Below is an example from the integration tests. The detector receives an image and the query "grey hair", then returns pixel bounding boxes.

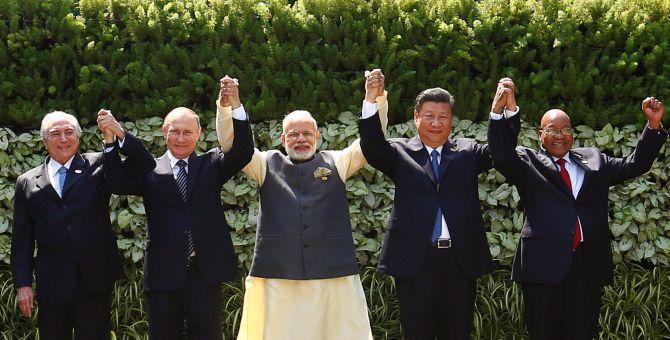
[40,111,83,141]
[282,110,318,132]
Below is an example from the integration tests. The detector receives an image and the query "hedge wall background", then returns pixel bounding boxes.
[2,0,670,129]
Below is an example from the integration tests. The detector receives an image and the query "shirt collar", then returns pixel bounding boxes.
[48,155,74,177]
[424,145,444,156]
[551,153,573,165]
[166,150,188,169]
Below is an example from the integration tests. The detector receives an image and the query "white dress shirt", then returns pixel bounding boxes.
[424,145,452,240]
[551,153,585,242]
[166,150,189,178]
[48,156,74,198]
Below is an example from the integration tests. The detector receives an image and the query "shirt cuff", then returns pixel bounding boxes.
[505,106,520,117]
[361,100,379,119]
[103,138,124,153]
[231,105,248,121]
[489,106,520,120]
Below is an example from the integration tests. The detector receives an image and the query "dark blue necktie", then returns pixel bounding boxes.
[57,166,67,197]
[431,150,442,242]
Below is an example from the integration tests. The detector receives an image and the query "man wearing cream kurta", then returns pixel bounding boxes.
[216,71,388,340]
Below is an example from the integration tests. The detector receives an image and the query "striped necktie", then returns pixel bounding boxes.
[176,160,196,259]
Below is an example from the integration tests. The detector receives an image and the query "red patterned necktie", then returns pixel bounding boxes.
[556,159,581,250]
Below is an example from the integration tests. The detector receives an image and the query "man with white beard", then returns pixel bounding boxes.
[216,71,388,340]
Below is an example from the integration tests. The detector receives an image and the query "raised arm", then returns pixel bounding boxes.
[487,78,525,183]
[358,69,399,178]
[98,109,154,195]
[333,69,389,181]
[606,97,668,185]
[212,76,255,182]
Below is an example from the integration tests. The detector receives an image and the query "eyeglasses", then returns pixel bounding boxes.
[542,127,574,136]
[285,130,316,140]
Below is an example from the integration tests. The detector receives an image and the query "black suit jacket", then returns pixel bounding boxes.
[359,112,505,279]
[11,133,155,305]
[488,114,668,286]
[105,118,253,291]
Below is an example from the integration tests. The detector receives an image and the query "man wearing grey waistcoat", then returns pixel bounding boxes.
[216,71,388,340]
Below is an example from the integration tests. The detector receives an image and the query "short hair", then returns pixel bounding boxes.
[40,111,82,141]
[163,107,201,128]
[414,87,455,112]
[282,110,318,132]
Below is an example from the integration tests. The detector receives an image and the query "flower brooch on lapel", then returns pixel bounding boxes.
[313,166,332,181]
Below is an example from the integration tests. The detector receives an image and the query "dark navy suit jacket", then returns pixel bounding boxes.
[104,118,253,291]
[488,114,667,286]
[11,132,155,304]
[359,112,511,279]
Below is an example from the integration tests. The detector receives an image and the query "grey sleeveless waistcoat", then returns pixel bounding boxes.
[249,150,359,279]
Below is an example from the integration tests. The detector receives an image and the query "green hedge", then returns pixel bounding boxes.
[0,112,668,268]
[2,0,670,128]
[2,264,669,339]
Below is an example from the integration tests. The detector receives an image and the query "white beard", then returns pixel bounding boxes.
[287,145,316,161]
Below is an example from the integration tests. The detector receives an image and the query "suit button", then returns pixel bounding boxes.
[66,226,72,231]
[62,205,67,210]
[303,224,309,230]
[570,230,575,235]
[302,206,308,210]
[300,171,305,177]
[304,243,309,248]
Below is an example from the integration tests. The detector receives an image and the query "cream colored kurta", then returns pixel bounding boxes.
[216,95,388,340]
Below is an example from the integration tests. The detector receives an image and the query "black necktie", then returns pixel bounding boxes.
[176,160,196,258]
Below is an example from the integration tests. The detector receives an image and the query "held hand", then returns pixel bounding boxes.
[96,109,125,142]
[17,286,34,317]
[491,82,509,114]
[498,77,517,111]
[365,69,385,103]
[219,75,241,109]
[642,97,664,129]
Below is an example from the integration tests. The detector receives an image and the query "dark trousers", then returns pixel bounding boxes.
[38,288,112,340]
[146,263,223,340]
[522,249,603,340]
[395,247,476,340]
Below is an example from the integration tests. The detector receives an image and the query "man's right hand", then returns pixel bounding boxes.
[492,77,516,113]
[365,69,385,103]
[219,75,241,109]
[17,286,34,317]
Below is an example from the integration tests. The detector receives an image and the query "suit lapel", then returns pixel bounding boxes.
[408,137,436,184]
[61,154,87,197]
[571,151,594,198]
[184,153,201,201]
[155,154,182,200]
[438,141,457,181]
[34,159,60,202]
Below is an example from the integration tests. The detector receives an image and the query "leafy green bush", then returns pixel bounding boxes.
[2,0,670,128]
